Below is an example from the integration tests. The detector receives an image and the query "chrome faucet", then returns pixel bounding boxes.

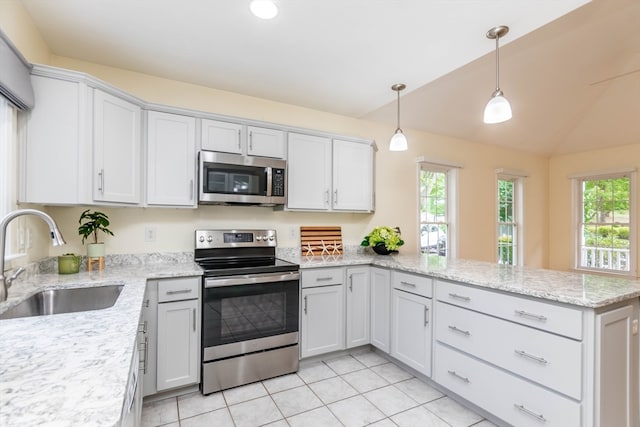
[0,209,66,302]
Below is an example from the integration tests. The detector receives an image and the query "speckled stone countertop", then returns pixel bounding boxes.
[279,249,640,308]
[0,253,202,427]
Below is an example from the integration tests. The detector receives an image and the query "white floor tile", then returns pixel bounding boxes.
[364,385,419,417]
[324,354,366,374]
[228,395,284,427]
[180,407,235,427]
[328,394,386,427]
[223,382,268,406]
[177,390,226,419]
[369,418,399,426]
[264,420,291,427]
[271,385,323,417]
[262,373,305,394]
[371,363,413,383]
[287,406,343,427]
[141,397,178,427]
[391,406,450,427]
[308,376,359,404]
[394,378,444,404]
[471,420,498,427]
[351,349,389,367]
[297,361,337,384]
[424,397,484,427]
[342,368,389,393]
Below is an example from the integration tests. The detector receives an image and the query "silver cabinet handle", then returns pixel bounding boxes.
[448,325,471,336]
[193,308,196,332]
[515,349,548,365]
[304,295,308,314]
[189,179,194,201]
[316,277,333,282]
[98,169,105,193]
[447,370,470,383]
[138,321,147,334]
[144,298,150,308]
[514,310,548,322]
[424,307,429,326]
[166,289,193,295]
[514,404,547,422]
[249,131,253,151]
[139,336,148,374]
[333,189,338,205]
[349,275,353,292]
[237,129,241,151]
[325,190,330,206]
[448,293,471,302]
[400,281,416,288]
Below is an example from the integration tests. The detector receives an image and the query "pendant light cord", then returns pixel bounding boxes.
[495,36,500,92]
[396,89,401,130]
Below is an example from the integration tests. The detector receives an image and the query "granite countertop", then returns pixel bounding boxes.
[0,258,203,427]
[282,250,640,308]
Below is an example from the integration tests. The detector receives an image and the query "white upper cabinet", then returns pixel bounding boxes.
[93,89,141,204]
[201,119,284,158]
[146,111,196,207]
[287,132,374,212]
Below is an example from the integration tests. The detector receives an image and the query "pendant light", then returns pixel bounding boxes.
[389,83,408,151]
[483,25,512,124]
[250,0,278,19]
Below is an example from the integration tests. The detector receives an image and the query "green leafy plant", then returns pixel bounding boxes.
[78,209,114,245]
[361,226,404,251]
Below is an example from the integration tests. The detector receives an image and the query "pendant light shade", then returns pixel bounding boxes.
[390,83,408,151]
[483,26,512,124]
[250,0,278,19]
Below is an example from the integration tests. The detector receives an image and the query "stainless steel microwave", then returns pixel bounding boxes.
[198,151,286,206]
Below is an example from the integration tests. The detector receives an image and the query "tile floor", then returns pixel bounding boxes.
[141,349,497,427]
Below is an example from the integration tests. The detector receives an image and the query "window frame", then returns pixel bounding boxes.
[0,97,22,262]
[496,170,525,266]
[572,169,636,276]
[417,160,459,258]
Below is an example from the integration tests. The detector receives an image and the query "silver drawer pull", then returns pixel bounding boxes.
[166,289,193,295]
[447,370,470,383]
[448,293,471,301]
[515,350,548,365]
[316,277,333,281]
[514,404,547,422]
[137,321,147,334]
[448,325,471,336]
[514,310,548,322]
[400,281,416,287]
[424,307,429,326]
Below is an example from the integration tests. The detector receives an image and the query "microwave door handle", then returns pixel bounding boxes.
[266,167,273,197]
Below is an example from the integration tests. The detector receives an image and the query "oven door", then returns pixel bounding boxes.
[202,271,299,360]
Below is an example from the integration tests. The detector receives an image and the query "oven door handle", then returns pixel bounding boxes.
[205,271,300,288]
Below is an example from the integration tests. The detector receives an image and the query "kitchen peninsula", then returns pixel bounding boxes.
[1,251,639,426]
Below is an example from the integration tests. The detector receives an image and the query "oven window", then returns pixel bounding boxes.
[202,280,299,348]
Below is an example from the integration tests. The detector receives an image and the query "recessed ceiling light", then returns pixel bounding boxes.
[250,0,278,19]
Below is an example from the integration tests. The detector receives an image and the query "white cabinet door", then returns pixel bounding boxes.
[146,111,196,206]
[595,303,638,427]
[93,89,141,204]
[21,75,92,205]
[287,132,332,210]
[301,284,345,358]
[140,281,158,397]
[332,139,373,211]
[346,267,370,348]
[391,289,432,376]
[370,267,391,353]
[247,126,284,158]
[157,298,200,391]
[201,119,242,154]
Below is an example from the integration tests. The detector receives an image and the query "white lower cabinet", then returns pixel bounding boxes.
[346,267,370,348]
[140,282,158,397]
[300,283,345,358]
[391,288,432,376]
[370,267,391,353]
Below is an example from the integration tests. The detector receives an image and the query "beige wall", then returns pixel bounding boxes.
[1,0,550,268]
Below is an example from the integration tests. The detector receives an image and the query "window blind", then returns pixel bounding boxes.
[0,29,34,110]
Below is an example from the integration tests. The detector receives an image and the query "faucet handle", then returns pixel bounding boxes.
[6,266,25,288]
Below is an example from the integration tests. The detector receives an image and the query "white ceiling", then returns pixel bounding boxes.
[20,0,639,156]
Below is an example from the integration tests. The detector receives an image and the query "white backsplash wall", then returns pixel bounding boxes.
[44,205,375,257]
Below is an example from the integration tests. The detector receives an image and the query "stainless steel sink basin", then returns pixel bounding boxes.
[0,284,124,319]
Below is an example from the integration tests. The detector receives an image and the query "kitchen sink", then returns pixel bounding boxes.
[0,284,124,320]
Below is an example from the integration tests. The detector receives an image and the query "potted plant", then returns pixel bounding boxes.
[78,209,114,258]
[361,226,404,255]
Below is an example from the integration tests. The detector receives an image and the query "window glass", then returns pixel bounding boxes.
[419,165,451,256]
[497,178,517,265]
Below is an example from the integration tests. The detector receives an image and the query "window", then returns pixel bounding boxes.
[419,162,458,257]
[496,171,525,265]
[575,172,635,275]
[0,97,19,257]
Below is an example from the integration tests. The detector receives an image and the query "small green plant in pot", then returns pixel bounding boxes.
[78,209,114,258]
[361,226,404,255]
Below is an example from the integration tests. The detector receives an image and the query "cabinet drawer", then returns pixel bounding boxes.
[435,280,583,339]
[434,343,581,427]
[158,277,200,302]
[392,271,432,298]
[301,268,344,288]
[435,301,582,399]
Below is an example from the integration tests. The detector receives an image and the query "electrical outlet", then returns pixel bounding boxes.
[289,227,296,239]
[144,227,156,242]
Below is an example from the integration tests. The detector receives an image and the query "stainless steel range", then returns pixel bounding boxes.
[195,229,300,395]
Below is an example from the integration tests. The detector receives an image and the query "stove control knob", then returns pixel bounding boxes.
[206,235,213,242]
[199,235,205,242]
[256,235,263,241]
[268,236,275,241]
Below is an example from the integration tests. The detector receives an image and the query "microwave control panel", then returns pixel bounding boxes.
[272,169,285,197]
